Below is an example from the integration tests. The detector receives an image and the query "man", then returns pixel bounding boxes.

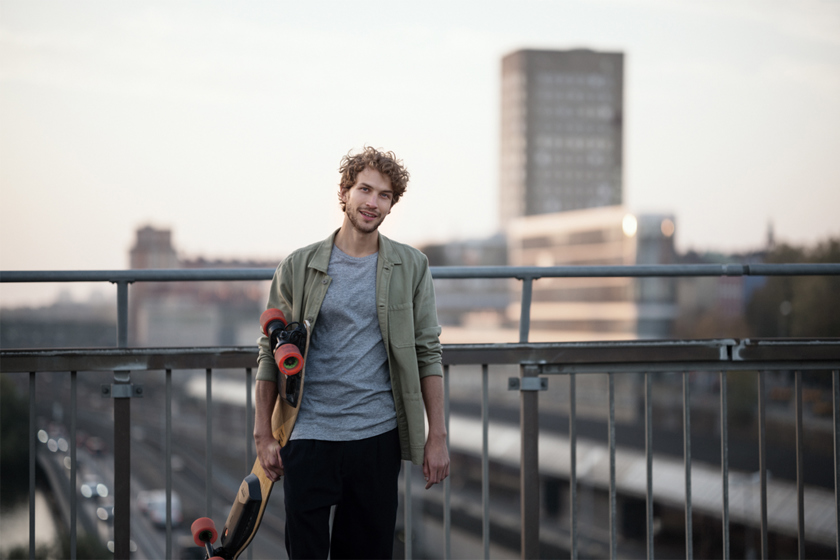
[254,147,449,559]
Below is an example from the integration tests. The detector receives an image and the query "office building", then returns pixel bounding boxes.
[507,207,677,340]
[500,49,624,225]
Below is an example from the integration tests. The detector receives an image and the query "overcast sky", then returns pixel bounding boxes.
[1,0,839,306]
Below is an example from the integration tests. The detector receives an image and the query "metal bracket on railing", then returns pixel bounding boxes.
[101,384,144,398]
[508,377,548,391]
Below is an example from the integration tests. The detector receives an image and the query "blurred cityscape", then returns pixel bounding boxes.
[4,49,836,350]
[2,48,839,559]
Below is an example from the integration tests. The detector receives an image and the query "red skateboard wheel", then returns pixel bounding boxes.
[274,343,303,376]
[191,517,218,547]
[260,308,287,334]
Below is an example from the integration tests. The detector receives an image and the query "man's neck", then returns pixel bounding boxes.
[334,222,380,258]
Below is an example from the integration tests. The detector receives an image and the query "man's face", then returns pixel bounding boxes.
[341,167,393,234]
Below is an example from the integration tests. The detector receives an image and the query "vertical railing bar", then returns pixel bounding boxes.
[166,369,173,560]
[645,372,654,560]
[70,370,77,560]
[29,371,36,560]
[609,372,616,560]
[796,370,805,559]
[445,364,452,560]
[519,277,533,343]
[246,367,253,560]
[758,371,768,560]
[405,461,412,560]
[721,370,730,560]
[246,368,254,469]
[683,371,693,560]
[481,364,489,560]
[206,368,213,517]
[114,280,131,560]
[520,364,540,559]
[113,384,131,560]
[833,369,839,560]
[570,372,578,560]
[116,280,129,348]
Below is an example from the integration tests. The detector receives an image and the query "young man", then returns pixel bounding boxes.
[254,147,449,559]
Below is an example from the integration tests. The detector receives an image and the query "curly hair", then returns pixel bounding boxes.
[337,147,410,211]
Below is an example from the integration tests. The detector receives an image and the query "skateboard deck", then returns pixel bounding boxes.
[192,316,310,560]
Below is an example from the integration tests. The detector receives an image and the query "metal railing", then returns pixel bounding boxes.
[3,263,840,559]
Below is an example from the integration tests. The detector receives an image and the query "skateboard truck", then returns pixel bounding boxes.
[191,516,225,560]
[260,308,307,407]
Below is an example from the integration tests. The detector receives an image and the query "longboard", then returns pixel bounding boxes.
[192,312,310,560]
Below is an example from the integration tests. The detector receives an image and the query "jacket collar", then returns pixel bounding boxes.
[308,229,402,273]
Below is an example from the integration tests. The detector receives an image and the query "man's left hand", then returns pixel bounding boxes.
[423,434,450,489]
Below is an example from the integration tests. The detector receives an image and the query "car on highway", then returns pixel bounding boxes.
[137,489,183,529]
[81,474,109,499]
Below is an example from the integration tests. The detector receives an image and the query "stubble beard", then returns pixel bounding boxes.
[346,205,385,234]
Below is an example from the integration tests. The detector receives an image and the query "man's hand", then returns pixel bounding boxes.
[255,433,284,482]
[254,379,283,482]
[423,433,450,489]
[420,375,450,489]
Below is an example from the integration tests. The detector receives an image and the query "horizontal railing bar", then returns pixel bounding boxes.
[0,269,275,283]
[535,361,840,373]
[2,263,840,284]
[0,347,257,372]
[432,263,840,279]
[2,342,839,374]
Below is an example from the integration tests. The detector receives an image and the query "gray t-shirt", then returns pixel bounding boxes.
[290,246,398,441]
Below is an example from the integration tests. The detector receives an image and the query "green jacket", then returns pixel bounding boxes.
[257,230,443,465]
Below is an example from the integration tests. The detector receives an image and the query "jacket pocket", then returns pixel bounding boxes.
[389,302,415,348]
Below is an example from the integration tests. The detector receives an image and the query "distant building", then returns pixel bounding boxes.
[500,48,624,225]
[419,235,509,329]
[130,226,179,269]
[507,206,677,340]
[127,226,276,347]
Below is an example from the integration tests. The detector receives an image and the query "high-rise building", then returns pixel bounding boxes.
[500,49,624,225]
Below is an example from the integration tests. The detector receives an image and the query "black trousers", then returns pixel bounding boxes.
[279,428,402,559]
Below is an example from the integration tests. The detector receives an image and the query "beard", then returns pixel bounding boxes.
[346,205,386,234]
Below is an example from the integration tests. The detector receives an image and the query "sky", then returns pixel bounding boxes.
[1,0,839,306]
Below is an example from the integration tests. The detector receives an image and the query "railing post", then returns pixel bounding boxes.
[758,371,768,560]
[519,277,534,344]
[116,280,129,348]
[520,364,540,559]
[683,371,693,560]
[29,371,36,560]
[796,371,805,560]
[113,279,131,559]
[720,371,730,560]
[70,371,78,560]
[833,370,840,560]
[113,370,131,559]
[481,364,489,560]
[445,364,452,560]
[570,372,578,560]
[645,372,654,560]
[206,368,213,517]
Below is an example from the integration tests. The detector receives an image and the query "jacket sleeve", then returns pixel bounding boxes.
[256,260,294,382]
[413,254,443,379]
